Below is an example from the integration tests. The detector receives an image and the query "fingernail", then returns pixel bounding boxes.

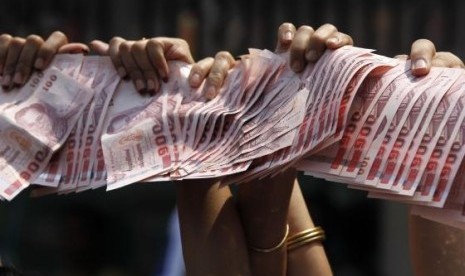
[13,72,23,85]
[190,73,201,87]
[147,79,156,91]
[34,58,44,69]
[306,50,318,62]
[117,67,127,78]
[413,58,427,70]
[283,31,293,41]
[205,86,216,99]
[135,79,145,91]
[327,37,340,45]
[291,60,302,72]
[2,75,11,87]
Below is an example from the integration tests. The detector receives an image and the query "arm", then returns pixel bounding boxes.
[239,23,352,276]
[403,39,465,276]
[176,179,251,276]
[92,35,251,275]
[409,213,465,276]
[180,22,352,276]
[287,178,332,276]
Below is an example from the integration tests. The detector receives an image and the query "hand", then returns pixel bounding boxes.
[188,51,236,100]
[188,23,354,100]
[396,39,464,76]
[275,23,353,73]
[90,37,194,95]
[0,31,89,89]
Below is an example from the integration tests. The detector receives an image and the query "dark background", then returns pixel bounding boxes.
[0,0,462,275]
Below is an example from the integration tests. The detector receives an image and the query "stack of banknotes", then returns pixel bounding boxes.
[0,46,463,228]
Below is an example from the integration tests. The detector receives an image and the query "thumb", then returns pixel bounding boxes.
[89,40,110,56]
[58,43,90,54]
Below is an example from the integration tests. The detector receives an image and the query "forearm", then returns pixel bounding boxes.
[409,213,465,276]
[287,180,332,276]
[176,179,251,276]
[237,169,296,276]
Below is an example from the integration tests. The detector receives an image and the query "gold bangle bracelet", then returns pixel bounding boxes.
[287,230,325,245]
[287,233,325,251]
[287,226,324,243]
[249,224,290,253]
[287,226,325,251]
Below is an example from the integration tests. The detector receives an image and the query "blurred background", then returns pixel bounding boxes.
[0,0,462,275]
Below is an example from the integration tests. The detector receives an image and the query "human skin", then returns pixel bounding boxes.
[173,23,351,276]
[0,31,88,89]
[3,25,465,276]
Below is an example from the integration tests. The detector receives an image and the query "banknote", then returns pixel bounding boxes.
[2,48,465,230]
[0,67,93,199]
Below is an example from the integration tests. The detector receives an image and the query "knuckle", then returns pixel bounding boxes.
[415,38,432,45]
[347,35,354,45]
[297,25,314,33]
[215,51,233,61]
[0,34,12,43]
[110,36,121,44]
[26,34,44,47]
[279,22,294,31]
[321,23,338,32]
[413,39,435,52]
[132,41,146,52]
[207,72,223,86]
[193,57,214,72]
[119,41,132,52]
[109,36,125,49]
[39,45,55,57]
[51,31,67,40]
[147,38,162,49]
[190,64,203,74]
[10,37,25,47]
[175,38,189,48]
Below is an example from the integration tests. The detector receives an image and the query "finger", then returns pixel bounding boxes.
[2,37,25,88]
[132,40,160,94]
[204,51,235,99]
[89,40,110,56]
[120,41,147,93]
[147,37,195,81]
[34,31,68,70]
[0,34,12,75]
[188,57,214,88]
[146,38,170,81]
[325,32,353,49]
[410,39,436,76]
[394,54,409,61]
[306,23,338,62]
[108,37,127,77]
[432,52,465,68]
[14,35,44,86]
[157,38,195,64]
[275,23,296,54]
[289,25,314,73]
[58,43,90,54]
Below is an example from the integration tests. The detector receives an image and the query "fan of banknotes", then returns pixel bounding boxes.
[0,46,463,228]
